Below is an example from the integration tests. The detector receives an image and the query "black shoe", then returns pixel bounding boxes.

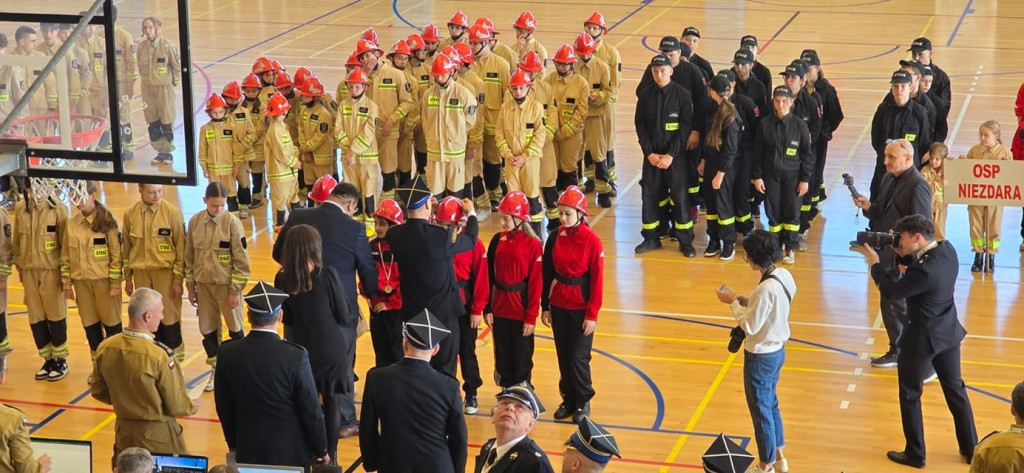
[553,403,574,420]
[655,226,669,240]
[971,252,984,273]
[679,242,697,258]
[464,395,479,415]
[607,182,617,198]
[597,193,612,208]
[35,359,54,380]
[48,358,69,381]
[870,351,898,368]
[666,228,678,241]
[583,180,596,194]
[886,450,925,468]
[571,402,591,424]
[704,241,721,257]
[720,243,735,261]
[986,254,994,273]
[961,450,973,465]
[634,238,662,254]
[490,200,500,212]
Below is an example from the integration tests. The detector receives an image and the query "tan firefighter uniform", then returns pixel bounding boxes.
[921,164,947,241]
[13,199,70,360]
[122,198,186,360]
[0,63,27,121]
[265,119,300,215]
[298,98,338,185]
[38,39,84,114]
[136,34,180,154]
[459,68,486,197]
[0,209,12,353]
[335,94,380,206]
[966,142,1012,254]
[398,63,423,177]
[199,118,243,197]
[283,91,301,142]
[528,70,560,225]
[419,80,478,195]
[60,209,123,355]
[227,102,255,194]
[242,96,269,204]
[12,46,57,117]
[113,26,137,152]
[184,209,249,366]
[593,37,622,179]
[514,38,548,68]
[0,404,39,472]
[408,60,432,171]
[367,62,414,199]
[546,70,589,174]
[471,52,511,201]
[438,34,468,51]
[496,94,546,200]
[577,55,612,194]
[77,33,107,115]
[491,41,519,70]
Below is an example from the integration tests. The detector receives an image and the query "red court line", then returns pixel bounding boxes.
[467,442,703,469]
[0,398,221,424]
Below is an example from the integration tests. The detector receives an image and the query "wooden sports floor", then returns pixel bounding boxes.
[4,1,1024,472]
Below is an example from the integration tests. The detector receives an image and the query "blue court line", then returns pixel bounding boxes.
[391,0,417,29]
[203,0,365,68]
[947,0,976,47]
[606,0,655,33]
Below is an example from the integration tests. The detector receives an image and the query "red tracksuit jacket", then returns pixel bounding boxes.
[541,223,604,321]
[454,237,489,316]
[1013,82,1024,160]
[367,238,402,311]
[486,230,542,325]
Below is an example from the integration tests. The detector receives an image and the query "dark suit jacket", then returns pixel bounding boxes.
[871,240,966,354]
[214,331,327,469]
[866,166,932,233]
[359,357,467,473]
[473,437,555,473]
[273,202,377,316]
[385,216,478,322]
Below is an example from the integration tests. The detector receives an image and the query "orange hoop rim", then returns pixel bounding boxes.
[1,113,110,148]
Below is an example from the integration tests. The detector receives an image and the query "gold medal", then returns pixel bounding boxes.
[385,284,393,293]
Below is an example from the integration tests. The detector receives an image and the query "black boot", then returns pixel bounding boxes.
[986,254,995,273]
[275,210,287,228]
[971,252,984,273]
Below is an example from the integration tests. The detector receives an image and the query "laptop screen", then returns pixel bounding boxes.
[151,453,208,472]
[30,437,92,473]
[235,465,305,472]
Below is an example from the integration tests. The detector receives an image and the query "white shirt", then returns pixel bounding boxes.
[482,435,526,473]
[729,268,795,354]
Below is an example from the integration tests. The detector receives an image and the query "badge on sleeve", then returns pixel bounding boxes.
[467,105,476,115]
[3,224,10,238]
[405,83,412,93]
[320,122,329,133]
[241,237,248,249]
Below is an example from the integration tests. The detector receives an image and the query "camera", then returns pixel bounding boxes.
[855,231,900,250]
[727,326,746,353]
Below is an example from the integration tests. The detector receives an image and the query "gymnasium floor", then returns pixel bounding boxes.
[4,1,1024,471]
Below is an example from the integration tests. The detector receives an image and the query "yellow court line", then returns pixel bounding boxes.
[311,0,431,58]
[262,0,385,55]
[660,350,738,472]
[78,347,206,441]
[611,0,685,50]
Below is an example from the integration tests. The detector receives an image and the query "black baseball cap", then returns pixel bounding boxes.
[772,85,793,98]
[908,37,932,52]
[659,36,681,52]
[800,49,820,66]
[921,65,934,77]
[716,69,737,82]
[679,43,692,57]
[890,69,912,84]
[732,49,754,65]
[740,35,758,47]
[709,75,731,94]
[899,59,925,77]
[780,63,805,78]
[650,54,671,68]
[682,26,700,38]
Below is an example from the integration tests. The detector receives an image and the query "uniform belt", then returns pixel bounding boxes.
[456,279,469,288]
[494,281,527,292]
[555,274,588,286]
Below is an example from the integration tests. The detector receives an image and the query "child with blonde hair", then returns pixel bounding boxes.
[921,142,948,241]
[959,120,1012,273]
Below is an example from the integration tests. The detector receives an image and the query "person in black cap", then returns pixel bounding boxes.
[741,35,772,95]
[909,37,951,114]
[360,308,467,473]
[778,61,822,252]
[752,85,814,265]
[561,416,621,472]
[713,69,760,235]
[633,54,697,256]
[473,384,553,473]
[215,281,330,470]
[680,26,713,81]
[732,48,768,108]
[800,49,844,210]
[700,74,742,261]
[920,65,950,144]
[896,59,937,153]
[386,175,479,376]
[869,70,931,198]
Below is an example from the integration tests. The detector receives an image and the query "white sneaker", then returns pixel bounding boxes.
[746,465,773,473]
[775,458,789,473]
[796,232,808,252]
[204,369,215,392]
[782,250,795,265]
[476,207,491,222]
[239,208,250,218]
[923,371,938,384]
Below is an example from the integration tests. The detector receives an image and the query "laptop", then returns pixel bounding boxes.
[151,453,208,472]
[30,437,91,473]
[235,465,305,472]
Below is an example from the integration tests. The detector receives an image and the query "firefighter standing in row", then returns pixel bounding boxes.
[296,77,337,207]
[777,62,822,252]
[496,68,547,236]
[362,39,414,200]
[699,75,742,262]
[469,25,512,210]
[221,81,255,217]
[264,91,302,229]
[62,183,123,383]
[541,185,604,425]
[122,183,186,361]
[367,198,404,366]
[0,204,11,355]
[516,51,560,232]
[199,95,244,214]
[422,24,441,57]
[477,18,517,69]
[15,181,70,381]
[400,36,429,180]
[275,72,303,193]
[335,51,361,105]
[453,42,488,209]
[583,12,622,194]
[136,17,180,165]
[801,49,844,213]
[37,23,83,116]
[513,11,548,67]
[548,44,590,194]
[869,70,930,198]
[335,67,380,232]
[110,7,138,161]
[715,69,761,236]
[573,33,613,209]
[418,53,478,198]
[440,11,470,50]
[240,73,269,210]
[184,182,250,392]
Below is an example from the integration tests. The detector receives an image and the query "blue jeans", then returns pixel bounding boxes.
[743,347,786,464]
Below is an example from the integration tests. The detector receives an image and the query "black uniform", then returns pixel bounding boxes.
[784,88,823,233]
[811,76,845,205]
[753,61,772,96]
[882,90,938,156]
[730,92,761,234]
[385,216,479,376]
[634,80,695,245]
[870,240,978,464]
[926,88,950,144]
[702,117,742,247]
[926,62,952,111]
[690,53,714,82]
[752,112,814,250]
[869,96,931,197]
[359,357,468,473]
[473,437,554,473]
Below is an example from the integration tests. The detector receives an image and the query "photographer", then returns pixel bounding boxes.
[852,139,931,369]
[862,215,977,468]
[715,230,794,473]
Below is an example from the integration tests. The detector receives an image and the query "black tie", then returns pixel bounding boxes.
[486,447,497,467]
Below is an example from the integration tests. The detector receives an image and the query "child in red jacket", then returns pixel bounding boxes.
[366,199,404,366]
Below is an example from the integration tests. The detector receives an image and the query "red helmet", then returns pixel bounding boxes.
[498,191,531,221]
[468,24,492,43]
[553,44,577,64]
[265,92,291,117]
[271,59,285,73]
[293,67,313,89]
[252,57,274,75]
[388,39,412,58]
[431,53,458,76]
[453,42,474,65]
[440,45,461,63]
[518,51,544,73]
[345,50,362,68]
[355,39,383,58]
[221,81,243,100]
[361,28,378,45]
[574,32,597,56]
[448,11,469,28]
[556,185,588,215]
[421,24,441,43]
[205,94,228,111]
[346,67,370,85]
[374,199,405,225]
[406,34,425,51]
[509,68,532,87]
[241,73,262,90]
[308,175,337,203]
[434,196,466,225]
[475,17,499,35]
[299,77,325,97]
[513,11,537,31]
[275,71,293,89]
[584,11,607,31]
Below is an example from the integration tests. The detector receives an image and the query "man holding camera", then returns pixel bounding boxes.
[862,215,977,468]
[852,139,931,369]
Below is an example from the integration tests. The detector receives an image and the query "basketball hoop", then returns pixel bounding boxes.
[1,113,109,206]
